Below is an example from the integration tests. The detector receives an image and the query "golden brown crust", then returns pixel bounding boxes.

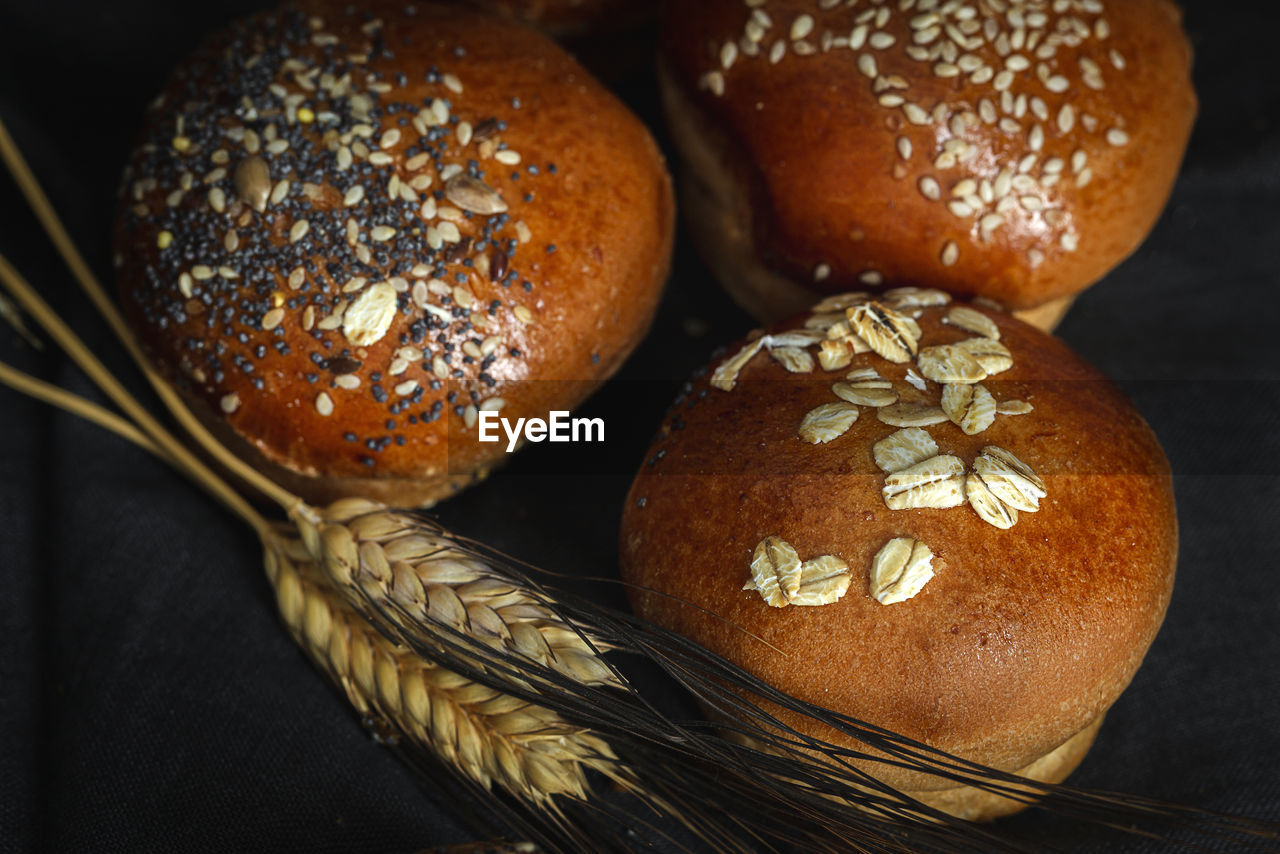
[659,0,1196,316]
[115,0,673,506]
[619,294,1177,794]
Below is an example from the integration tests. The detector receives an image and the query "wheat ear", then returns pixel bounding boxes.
[265,531,620,805]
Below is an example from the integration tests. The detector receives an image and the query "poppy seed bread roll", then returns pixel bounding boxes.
[620,289,1177,819]
[658,0,1195,327]
[114,0,674,507]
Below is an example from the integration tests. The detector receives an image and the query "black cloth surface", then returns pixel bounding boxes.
[2,2,1279,852]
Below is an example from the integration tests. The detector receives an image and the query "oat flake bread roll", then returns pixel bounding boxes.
[114,0,674,507]
[658,0,1196,329]
[620,288,1178,820]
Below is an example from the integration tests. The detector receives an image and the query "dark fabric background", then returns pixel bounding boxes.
[1,2,1278,851]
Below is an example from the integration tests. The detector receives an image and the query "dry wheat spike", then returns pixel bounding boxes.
[265,530,622,805]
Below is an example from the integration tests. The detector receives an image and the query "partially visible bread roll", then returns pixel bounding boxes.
[659,0,1196,327]
[620,289,1178,818]
[115,0,674,507]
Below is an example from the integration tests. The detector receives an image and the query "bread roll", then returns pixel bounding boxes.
[620,288,1177,818]
[659,0,1196,327]
[114,0,674,507]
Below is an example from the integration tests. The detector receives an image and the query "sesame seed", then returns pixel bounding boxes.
[334,374,360,390]
[270,180,290,207]
[172,136,191,152]
[192,265,214,281]
[1028,124,1044,151]
[513,305,534,324]
[940,241,959,266]
[1019,195,1044,212]
[902,103,929,125]
[1075,167,1093,188]
[769,40,787,63]
[869,32,896,50]
[371,225,397,242]
[290,220,310,243]
[343,185,364,207]
[368,151,394,166]
[947,200,973,217]
[380,128,401,149]
[857,53,877,77]
[259,308,282,332]
[297,107,315,123]
[1045,75,1069,93]
[220,393,240,414]
[858,270,883,285]
[879,93,906,107]
[971,66,994,84]
[919,176,942,200]
[1071,149,1088,173]
[394,380,419,397]
[980,212,1004,233]
[1106,128,1130,147]
[721,41,738,69]
[790,14,814,40]
[494,150,521,165]
[156,230,173,250]
[701,70,726,95]
[897,136,912,160]
[813,262,831,281]
[1061,232,1079,252]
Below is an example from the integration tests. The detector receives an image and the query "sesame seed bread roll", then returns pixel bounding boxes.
[114,0,674,507]
[658,0,1196,328]
[619,289,1178,819]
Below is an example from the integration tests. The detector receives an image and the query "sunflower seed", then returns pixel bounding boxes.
[943,306,1001,340]
[877,403,949,427]
[747,537,803,607]
[710,336,767,391]
[789,555,853,606]
[444,173,508,215]
[873,428,939,473]
[973,446,1045,512]
[953,337,1013,375]
[233,155,270,212]
[882,454,967,510]
[916,344,988,384]
[846,301,919,363]
[798,402,860,444]
[870,537,935,605]
[941,383,997,435]
[966,472,1017,529]
[833,381,898,408]
[770,346,815,373]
